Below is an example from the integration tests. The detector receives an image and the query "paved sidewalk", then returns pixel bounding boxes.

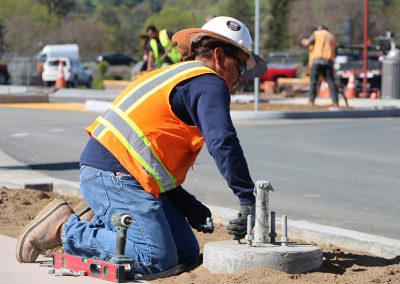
[0,235,113,284]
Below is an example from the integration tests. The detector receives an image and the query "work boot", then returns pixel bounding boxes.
[41,200,94,257]
[16,198,73,263]
[74,199,95,222]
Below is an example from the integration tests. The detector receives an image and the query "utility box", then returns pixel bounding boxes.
[382,47,400,99]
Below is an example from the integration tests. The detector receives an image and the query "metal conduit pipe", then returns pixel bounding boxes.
[253,180,274,245]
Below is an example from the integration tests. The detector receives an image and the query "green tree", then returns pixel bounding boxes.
[36,0,75,17]
[165,0,221,26]
[0,0,56,55]
[265,0,292,51]
[218,0,254,32]
[144,6,196,33]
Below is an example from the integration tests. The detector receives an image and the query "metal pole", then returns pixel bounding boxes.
[254,0,260,111]
[253,180,274,245]
[363,0,369,96]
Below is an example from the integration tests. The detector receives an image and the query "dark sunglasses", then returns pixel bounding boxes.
[222,48,247,75]
[235,58,247,76]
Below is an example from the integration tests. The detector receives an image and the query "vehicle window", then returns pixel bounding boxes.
[48,60,67,66]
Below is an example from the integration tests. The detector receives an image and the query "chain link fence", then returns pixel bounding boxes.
[0,52,42,86]
[8,57,41,86]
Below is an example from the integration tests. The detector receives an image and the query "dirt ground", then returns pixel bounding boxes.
[1,187,399,283]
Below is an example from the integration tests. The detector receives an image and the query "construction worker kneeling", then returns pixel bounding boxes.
[16,16,268,276]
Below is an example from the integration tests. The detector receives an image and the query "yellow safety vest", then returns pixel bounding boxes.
[149,29,181,67]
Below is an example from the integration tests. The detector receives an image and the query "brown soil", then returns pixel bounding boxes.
[1,187,399,283]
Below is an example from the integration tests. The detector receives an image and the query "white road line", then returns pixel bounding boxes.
[303,194,322,198]
[49,129,65,133]
[11,132,29,138]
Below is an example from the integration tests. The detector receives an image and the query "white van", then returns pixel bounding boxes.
[42,57,92,88]
[37,44,79,62]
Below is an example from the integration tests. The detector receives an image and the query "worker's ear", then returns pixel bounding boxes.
[213,47,226,68]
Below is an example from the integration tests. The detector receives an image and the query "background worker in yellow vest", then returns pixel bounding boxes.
[146,25,181,71]
[301,24,339,107]
[16,16,268,275]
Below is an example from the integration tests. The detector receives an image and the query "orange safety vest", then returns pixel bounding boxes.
[310,29,336,62]
[86,61,220,197]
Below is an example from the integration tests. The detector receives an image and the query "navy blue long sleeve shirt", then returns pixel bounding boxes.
[81,73,255,205]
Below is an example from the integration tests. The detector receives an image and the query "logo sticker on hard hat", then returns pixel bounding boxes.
[227,21,241,31]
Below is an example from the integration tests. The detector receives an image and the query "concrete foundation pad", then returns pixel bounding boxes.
[203,240,322,274]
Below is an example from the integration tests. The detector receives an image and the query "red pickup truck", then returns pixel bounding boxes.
[235,52,299,93]
[261,52,298,82]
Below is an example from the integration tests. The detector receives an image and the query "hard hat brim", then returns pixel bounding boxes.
[244,52,268,79]
[173,28,257,69]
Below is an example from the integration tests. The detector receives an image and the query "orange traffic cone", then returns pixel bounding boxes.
[54,60,67,89]
[319,80,330,98]
[345,72,357,98]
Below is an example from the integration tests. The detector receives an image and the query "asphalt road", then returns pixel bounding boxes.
[0,107,399,239]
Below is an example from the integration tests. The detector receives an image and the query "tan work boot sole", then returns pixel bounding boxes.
[41,200,94,257]
[16,199,68,263]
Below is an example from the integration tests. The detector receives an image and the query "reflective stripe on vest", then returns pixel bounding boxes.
[159,29,181,63]
[90,61,212,193]
[149,39,162,67]
[93,105,174,191]
[116,62,202,112]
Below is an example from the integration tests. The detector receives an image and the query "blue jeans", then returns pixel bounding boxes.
[62,165,199,274]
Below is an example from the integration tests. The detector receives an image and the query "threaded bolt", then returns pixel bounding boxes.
[281,215,289,245]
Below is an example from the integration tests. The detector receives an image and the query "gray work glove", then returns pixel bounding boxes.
[226,204,255,239]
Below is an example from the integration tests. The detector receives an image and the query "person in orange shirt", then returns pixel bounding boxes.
[302,25,339,107]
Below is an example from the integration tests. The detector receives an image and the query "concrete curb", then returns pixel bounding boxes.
[0,150,80,197]
[0,86,51,103]
[207,205,400,259]
[2,86,400,120]
[83,99,400,120]
[0,93,49,103]
[230,108,400,120]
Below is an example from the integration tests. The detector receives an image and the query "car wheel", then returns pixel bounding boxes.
[86,77,92,89]
[70,76,78,88]
[0,73,6,84]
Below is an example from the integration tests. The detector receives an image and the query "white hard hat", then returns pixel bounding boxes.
[173,16,258,69]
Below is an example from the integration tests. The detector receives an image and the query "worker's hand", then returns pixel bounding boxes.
[226,204,255,239]
[186,205,213,233]
[301,38,309,47]
[166,187,213,233]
